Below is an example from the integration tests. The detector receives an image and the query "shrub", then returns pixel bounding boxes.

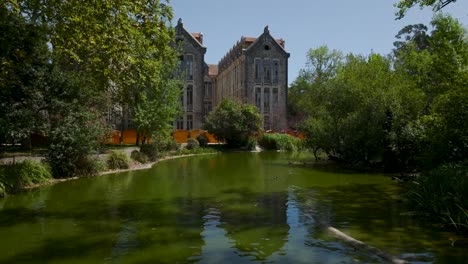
[140,143,158,162]
[406,162,468,231]
[258,134,303,152]
[204,99,263,148]
[131,150,149,164]
[107,151,130,170]
[0,160,52,192]
[186,138,200,150]
[47,111,108,178]
[197,134,209,147]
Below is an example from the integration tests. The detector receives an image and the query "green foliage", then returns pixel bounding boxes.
[154,136,179,152]
[0,160,52,193]
[298,53,424,167]
[2,1,179,174]
[406,163,468,230]
[288,46,343,128]
[140,144,159,162]
[258,134,303,152]
[47,111,108,178]
[186,138,200,150]
[107,151,130,170]
[196,134,209,148]
[0,6,50,147]
[394,14,468,169]
[130,150,149,164]
[204,99,263,148]
[395,0,457,19]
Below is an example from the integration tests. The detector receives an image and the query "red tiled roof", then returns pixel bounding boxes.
[208,64,218,76]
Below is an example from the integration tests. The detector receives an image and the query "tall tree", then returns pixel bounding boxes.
[394,14,468,168]
[395,0,457,19]
[288,46,343,128]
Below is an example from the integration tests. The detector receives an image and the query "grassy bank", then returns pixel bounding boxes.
[0,160,52,196]
[0,145,219,196]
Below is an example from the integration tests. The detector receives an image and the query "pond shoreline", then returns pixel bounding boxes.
[22,152,218,191]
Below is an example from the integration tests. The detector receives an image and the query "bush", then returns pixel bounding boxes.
[107,151,130,170]
[140,143,158,162]
[75,156,107,176]
[131,150,148,164]
[47,111,108,178]
[186,138,200,150]
[0,160,52,192]
[197,134,209,147]
[406,162,468,231]
[152,135,179,152]
[204,99,263,148]
[258,133,303,152]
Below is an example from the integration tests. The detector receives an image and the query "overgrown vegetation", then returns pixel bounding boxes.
[107,151,130,170]
[258,134,303,152]
[0,160,52,195]
[406,163,468,230]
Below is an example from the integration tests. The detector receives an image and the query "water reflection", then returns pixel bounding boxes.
[0,152,467,263]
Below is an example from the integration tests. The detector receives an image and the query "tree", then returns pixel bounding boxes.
[395,0,457,19]
[2,1,180,176]
[8,0,180,144]
[394,14,468,168]
[204,100,263,148]
[0,6,50,148]
[288,46,343,128]
[298,53,425,169]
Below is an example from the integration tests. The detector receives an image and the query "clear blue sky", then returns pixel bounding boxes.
[170,0,468,85]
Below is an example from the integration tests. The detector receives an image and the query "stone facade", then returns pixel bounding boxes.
[174,19,207,130]
[175,20,289,131]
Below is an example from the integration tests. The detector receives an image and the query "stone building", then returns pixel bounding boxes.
[175,19,289,131]
[174,19,208,130]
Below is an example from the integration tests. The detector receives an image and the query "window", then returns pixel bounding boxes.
[263,59,271,84]
[273,88,278,110]
[176,116,184,130]
[264,88,270,113]
[186,54,193,80]
[255,87,262,110]
[272,60,279,85]
[204,102,212,116]
[186,115,193,131]
[254,58,262,84]
[186,85,193,112]
[204,81,212,99]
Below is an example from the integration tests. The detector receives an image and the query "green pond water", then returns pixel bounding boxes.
[0,152,467,263]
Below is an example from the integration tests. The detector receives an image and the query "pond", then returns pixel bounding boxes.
[0,152,466,263]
